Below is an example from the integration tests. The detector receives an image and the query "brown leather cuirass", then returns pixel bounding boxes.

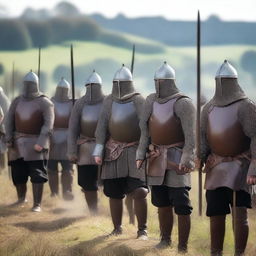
[149,98,184,145]
[15,99,43,134]
[207,101,250,157]
[54,101,73,128]
[80,102,103,138]
[109,101,140,143]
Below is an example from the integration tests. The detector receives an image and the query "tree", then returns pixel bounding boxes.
[240,50,256,82]
[0,19,32,50]
[54,1,80,17]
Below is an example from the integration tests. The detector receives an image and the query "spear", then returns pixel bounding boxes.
[70,44,75,105]
[197,10,203,216]
[130,44,135,74]
[11,61,15,100]
[37,46,41,88]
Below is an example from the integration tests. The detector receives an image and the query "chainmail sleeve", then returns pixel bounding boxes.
[136,93,155,160]
[67,98,84,158]
[174,97,196,168]
[93,95,112,157]
[5,97,19,144]
[238,99,256,176]
[36,97,54,149]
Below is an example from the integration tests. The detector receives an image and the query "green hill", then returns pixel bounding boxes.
[0,37,256,101]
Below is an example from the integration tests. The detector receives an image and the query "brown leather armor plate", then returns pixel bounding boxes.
[109,101,140,143]
[207,101,250,157]
[80,102,103,138]
[149,98,184,145]
[53,100,72,128]
[15,99,43,134]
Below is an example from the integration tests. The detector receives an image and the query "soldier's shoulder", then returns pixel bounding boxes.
[103,94,113,103]
[133,93,145,102]
[38,95,54,106]
[11,96,22,104]
[238,98,256,113]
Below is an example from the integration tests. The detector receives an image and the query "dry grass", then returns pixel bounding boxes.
[0,170,255,256]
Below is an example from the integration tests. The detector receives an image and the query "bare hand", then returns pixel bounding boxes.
[34,144,43,152]
[195,158,202,169]
[136,160,143,169]
[69,155,78,163]
[178,164,193,174]
[247,175,256,185]
[94,156,102,165]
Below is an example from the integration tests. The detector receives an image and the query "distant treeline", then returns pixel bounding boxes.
[91,14,256,46]
[0,17,164,54]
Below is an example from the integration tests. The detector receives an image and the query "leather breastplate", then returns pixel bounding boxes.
[109,101,140,143]
[207,101,250,157]
[149,98,184,145]
[80,102,103,138]
[15,99,43,134]
[54,100,72,128]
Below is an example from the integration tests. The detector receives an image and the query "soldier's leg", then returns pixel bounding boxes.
[173,187,193,253]
[128,178,148,239]
[29,160,48,212]
[206,188,230,256]
[77,165,98,213]
[125,194,135,225]
[61,160,74,201]
[47,160,59,197]
[103,178,125,235]
[231,190,251,256]
[10,158,28,205]
[151,185,173,248]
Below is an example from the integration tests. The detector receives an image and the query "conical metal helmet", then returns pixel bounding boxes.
[154,61,175,80]
[86,70,102,85]
[113,64,133,82]
[23,71,39,84]
[57,77,70,89]
[215,60,238,79]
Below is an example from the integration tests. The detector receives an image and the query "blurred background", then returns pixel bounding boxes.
[0,0,256,101]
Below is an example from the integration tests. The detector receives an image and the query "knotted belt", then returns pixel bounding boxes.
[104,138,138,162]
[147,142,184,176]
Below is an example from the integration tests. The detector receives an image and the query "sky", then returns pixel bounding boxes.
[1,0,256,21]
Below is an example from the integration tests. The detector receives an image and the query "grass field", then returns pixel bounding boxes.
[0,35,256,100]
[0,168,255,256]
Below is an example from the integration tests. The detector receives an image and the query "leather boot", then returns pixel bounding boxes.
[48,170,59,197]
[61,170,74,201]
[232,207,248,256]
[12,183,27,206]
[156,206,173,249]
[31,183,44,212]
[210,215,226,256]
[178,215,191,253]
[132,188,148,240]
[83,189,98,214]
[109,198,123,236]
[125,194,135,225]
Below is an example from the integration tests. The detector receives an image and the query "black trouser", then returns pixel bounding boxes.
[151,185,193,215]
[103,177,147,199]
[77,165,99,191]
[206,187,251,216]
[10,158,48,185]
